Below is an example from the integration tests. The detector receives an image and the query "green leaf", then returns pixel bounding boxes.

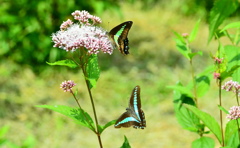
[221,65,240,81]
[188,51,203,59]
[168,85,193,98]
[224,45,240,81]
[36,105,95,132]
[173,31,190,60]
[86,54,100,89]
[220,22,240,33]
[185,105,222,144]
[218,105,229,114]
[195,75,210,97]
[224,45,240,71]
[172,83,200,133]
[189,19,201,43]
[46,59,78,68]
[98,120,116,134]
[192,137,215,148]
[225,119,240,147]
[208,0,238,42]
[120,136,131,148]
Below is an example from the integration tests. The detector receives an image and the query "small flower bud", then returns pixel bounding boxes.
[60,80,76,92]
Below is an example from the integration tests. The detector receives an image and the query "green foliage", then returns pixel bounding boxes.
[172,1,240,146]
[120,136,131,148]
[195,75,210,98]
[98,120,116,134]
[192,137,215,148]
[47,59,78,68]
[173,20,202,61]
[223,45,240,81]
[185,105,222,144]
[208,0,238,42]
[225,119,240,147]
[36,105,96,132]
[172,82,200,133]
[218,105,229,114]
[189,19,201,43]
[0,0,122,73]
[220,21,240,45]
[86,54,100,89]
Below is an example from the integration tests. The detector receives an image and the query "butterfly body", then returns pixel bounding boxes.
[115,85,146,129]
[109,21,133,55]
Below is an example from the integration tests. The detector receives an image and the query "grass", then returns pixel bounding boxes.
[0,1,234,148]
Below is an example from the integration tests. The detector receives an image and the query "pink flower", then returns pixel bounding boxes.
[227,106,240,120]
[213,72,220,79]
[182,33,189,38]
[71,10,102,25]
[60,80,76,92]
[60,19,73,30]
[213,57,223,64]
[222,80,240,92]
[52,10,113,54]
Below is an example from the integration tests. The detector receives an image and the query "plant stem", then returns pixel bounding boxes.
[78,49,103,148]
[236,91,239,106]
[70,90,96,132]
[81,62,102,148]
[190,59,198,107]
[219,80,224,146]
[84,77,103,148]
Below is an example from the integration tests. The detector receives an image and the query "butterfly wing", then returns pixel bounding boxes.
[109,21,133,55]
[128,85,146,129]
[114,110,142,128]
[114,86,146,129]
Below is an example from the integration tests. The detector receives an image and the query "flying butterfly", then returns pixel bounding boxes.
[115,85,146,129]
[108,21,133,55]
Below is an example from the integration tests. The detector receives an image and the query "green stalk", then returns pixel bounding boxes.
[218,80,224,146]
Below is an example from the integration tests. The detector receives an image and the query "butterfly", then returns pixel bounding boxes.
[108,21,133,55]
[115,85,146,129]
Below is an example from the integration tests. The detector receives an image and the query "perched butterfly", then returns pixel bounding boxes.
[115,85,146,129]
[108,21,133,55]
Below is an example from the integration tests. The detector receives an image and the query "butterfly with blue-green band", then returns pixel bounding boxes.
[109,21,133,55]
[115,85,146,129]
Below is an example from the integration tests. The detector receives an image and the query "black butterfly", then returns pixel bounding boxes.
[115,85,146,129]
[109,21,133,55]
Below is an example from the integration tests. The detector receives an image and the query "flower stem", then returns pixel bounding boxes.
[190,59,198,107]
[70,89,96,132]
[80,60,102,147]
[78,49,103,148]
[84,77,103,148]
[236,91,239,106]
[219,80,224,146]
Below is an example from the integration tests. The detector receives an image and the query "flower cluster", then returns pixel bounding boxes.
[222,80,240,95]
[71,10,102,25]
[52,10,113,54]
[213,72,220,79]
[60,80,76,92]
[60,19,73,31]
[227,106,240,120]
[182,33,189,38]
[213,57,223,64]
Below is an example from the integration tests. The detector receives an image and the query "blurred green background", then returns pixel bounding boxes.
[0,0,238,147]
